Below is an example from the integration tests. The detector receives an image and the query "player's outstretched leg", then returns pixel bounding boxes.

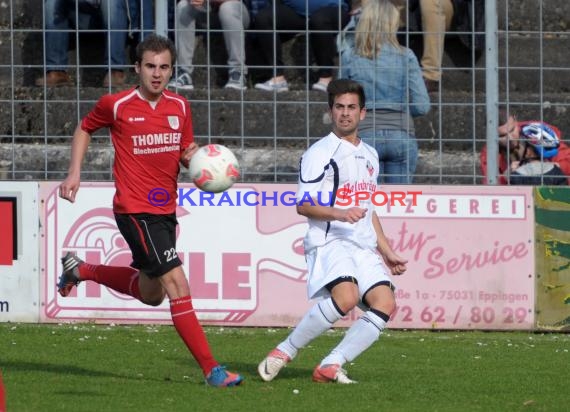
[312,364,356,384]
[58,252,143,300]
[258,348,291,382]
[57,252,83,296]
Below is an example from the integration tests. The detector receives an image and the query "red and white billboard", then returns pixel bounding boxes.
[39,183,535,330]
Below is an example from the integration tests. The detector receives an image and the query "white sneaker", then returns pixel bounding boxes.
[312,81,329,92]
[255,79,289,92]
[312,364,357,384]
[168,72,194,91]
[258,348,291,382]
[225,71,247,91]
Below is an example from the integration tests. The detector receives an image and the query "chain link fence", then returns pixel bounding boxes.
[0,0,568,183]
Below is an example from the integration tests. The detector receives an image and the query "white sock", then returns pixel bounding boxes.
[277,297,344,359]
[320,310,387,367]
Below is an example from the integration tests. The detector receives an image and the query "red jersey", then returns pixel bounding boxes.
[81,87,193,214]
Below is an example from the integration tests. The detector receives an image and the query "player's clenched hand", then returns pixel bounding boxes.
[383,251,408,276]
[180,143,199,168]
[390,263,407,276]
[59,174,80,203]
[338,207,367,224]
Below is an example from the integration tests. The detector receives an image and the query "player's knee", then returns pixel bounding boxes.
[141,291,166,307]
[329,279,360,313]
[334,292,359,314]
[371,297,396,317]
[144,297,165,307]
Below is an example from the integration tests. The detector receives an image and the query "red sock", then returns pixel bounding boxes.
[170,296,218,376]
[0,371,5,412]
[78,264,142,301]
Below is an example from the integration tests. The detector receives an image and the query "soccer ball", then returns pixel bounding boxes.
[189,144,240,193]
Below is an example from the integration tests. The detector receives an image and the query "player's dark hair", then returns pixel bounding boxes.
[327,79,366,109]
[135,34,177,66]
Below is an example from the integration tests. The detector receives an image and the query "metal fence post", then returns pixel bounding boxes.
[155,0,168,37]
[485,0,499,184]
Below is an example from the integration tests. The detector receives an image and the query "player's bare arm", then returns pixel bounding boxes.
[297,202,367,223]
[371,211,407,275]
[180,142,199,169]
[59,125,92,203]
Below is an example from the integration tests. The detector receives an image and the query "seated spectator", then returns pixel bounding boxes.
[252,0,349,92]
[128,0,154,42]
[36,0,130,88]
[168,0,251,91]
[480,111,570,185]
[403,0,454,92]
[126,0,155,65]
[509,123,568,185]
[392,0,484,93]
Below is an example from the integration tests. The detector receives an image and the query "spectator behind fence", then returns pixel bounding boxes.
[128,0,154,42]
[169,0,251,91]
[125,0,155,65]
[252,0,349,93]
[398,0,453,93]
[396,0,485,93]
[36,0,130,88]
[508,124,568,186]
[339,0,430,184]
[480,111,570,185]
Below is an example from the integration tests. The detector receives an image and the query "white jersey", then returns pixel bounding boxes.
[297,132,379,252]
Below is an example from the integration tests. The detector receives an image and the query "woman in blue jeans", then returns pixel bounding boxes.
[339,0,430,183]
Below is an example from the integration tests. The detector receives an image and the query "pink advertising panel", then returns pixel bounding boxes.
[39,183,534,330]
[374,185,534,330]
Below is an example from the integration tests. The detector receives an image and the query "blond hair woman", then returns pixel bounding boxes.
[339,0,430,183]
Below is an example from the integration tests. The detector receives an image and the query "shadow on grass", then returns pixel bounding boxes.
[2,360,125,378]
[1,360,178,384]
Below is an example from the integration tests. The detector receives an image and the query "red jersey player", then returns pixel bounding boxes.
[57,34,243,387]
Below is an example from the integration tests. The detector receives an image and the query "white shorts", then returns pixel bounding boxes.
[305,239,394,301]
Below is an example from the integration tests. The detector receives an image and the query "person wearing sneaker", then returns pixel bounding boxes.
[168,71,194,91]
[169,0,251,91]
[36,0,130,88]
[57,34,243,388]
[252,0,350,92]
[258,79,407,384]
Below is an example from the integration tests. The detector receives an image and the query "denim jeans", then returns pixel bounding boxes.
[44,0,129,71]
[173,0,250,76]
[360,129,419,184]
[128,0,155,41]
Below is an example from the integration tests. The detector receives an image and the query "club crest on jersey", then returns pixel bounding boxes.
[366,160,374,176]
[168,116,180,130]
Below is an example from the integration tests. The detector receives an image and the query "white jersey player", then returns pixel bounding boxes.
[258,79,408,384]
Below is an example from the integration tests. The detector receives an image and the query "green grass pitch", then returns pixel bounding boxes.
[1,323,568,411]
